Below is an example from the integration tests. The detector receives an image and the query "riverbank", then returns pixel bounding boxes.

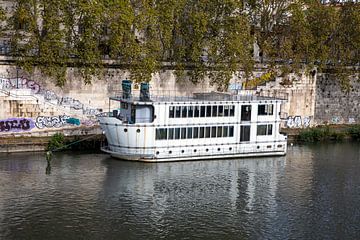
[0,125,104,153]
[1,124,359,153]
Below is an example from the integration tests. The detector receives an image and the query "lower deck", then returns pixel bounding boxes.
[101,140,287,162]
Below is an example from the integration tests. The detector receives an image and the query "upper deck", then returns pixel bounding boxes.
[109,90,288,104]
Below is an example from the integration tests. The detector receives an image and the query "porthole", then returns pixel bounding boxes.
[229,147,232,151]
[181,150,185,153]
[156,151,159,155]
[267,145,272,149]
[206,149,209,152]
[217,148,221,151]
[136,129,140,133]
[194,149,197,152]
[277,144,283,148]
[169,151,172,154]
[257,146,260,149]
[124,129,128,132]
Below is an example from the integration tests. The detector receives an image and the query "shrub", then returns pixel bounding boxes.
[47,133,66,151]
[348,125,360,141]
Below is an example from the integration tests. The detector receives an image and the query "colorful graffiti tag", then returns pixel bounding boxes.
[35,115,82,129]
[0,118,35,132]
[0,77,102,116]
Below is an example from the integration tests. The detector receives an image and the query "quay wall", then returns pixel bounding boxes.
[0,58,359,152]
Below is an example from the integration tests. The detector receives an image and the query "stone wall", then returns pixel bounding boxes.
[314,73,360,125]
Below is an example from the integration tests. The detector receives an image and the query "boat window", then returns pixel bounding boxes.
[182,106,188,118]
[199,127,205,138]
[156,128,167,140]
[205,127,211,138]
[188,106,194,117]
[168,128,174,139]
[224,106,229,116]
[194,106,200,117]
[211,126,217,137]
[175,106,181,118]
[212,106,218,117]
[187,127,193,138]
[218,105,224,117]
[175,128,181,139]
[230,106,235,117]
[229,126,234,137]
[240,126,250,141]
[257,124,273,136]
[217,126,222,137]
[241,105,251,121]
[223,126,228,137]
[181,128,187,139]
[258,104,274,116]
[206,106,211,117]
[133,105,155,123]
[193,127,199,138]
[200,106,206,117]
[169,106,175,118]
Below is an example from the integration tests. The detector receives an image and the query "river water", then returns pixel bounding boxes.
[0,142,359,240]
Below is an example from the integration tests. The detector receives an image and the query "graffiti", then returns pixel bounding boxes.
[66,118,81,126]
[286,116,312,128]
[1,76,102,117]
[0,77,41,93]
[35,115,69,129]
[303,117,311,128]
[81,119,98,126]
[0,118,35,132]
[331,117,340,124]
[349,118,356,124]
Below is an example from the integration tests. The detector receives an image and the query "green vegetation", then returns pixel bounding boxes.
[298,125,360,143]
[0,1,358,88]
[348,125,360,141]
[46,133,66,151]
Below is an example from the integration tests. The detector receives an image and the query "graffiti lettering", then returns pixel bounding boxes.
[0,118,35,132]
[349,118,356,124]
[331,117,340,124]
[35,115,69,129]
[286,116,312,128]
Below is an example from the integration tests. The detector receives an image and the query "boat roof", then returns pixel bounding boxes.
[110,91,287,104]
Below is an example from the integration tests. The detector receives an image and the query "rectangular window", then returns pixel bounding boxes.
[168,128,174,139]
[169,106,175,118]
[121,102,128,109]
[223,126,228,137]
[240,126,251,141]
[218,106,224,117]
[229,126,234,137]
[193,127,199,138]
[224,106,229,116]
[175,106,181,118]
[205,127,211,138]
[206,106,211,117]
[258,104,274,116]
[187,127,193,139]
[199,127,205,138]
[181,128,187,139]
[211,126,217,138]
[194,106,200,117]
[175,128,180,139]
[212,106,218,117]
[257,124,273,136]
[217,126,222,137]
[200,106,206,117]
[241,105,251,121]
[230,106,235,116]
[182,106,188,118]
[188,106,194,117]
[155,128,167,140]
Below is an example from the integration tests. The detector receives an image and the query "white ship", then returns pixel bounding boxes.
[98,81,287,162]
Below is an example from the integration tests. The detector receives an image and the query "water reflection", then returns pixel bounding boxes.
[0,143,359,239]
